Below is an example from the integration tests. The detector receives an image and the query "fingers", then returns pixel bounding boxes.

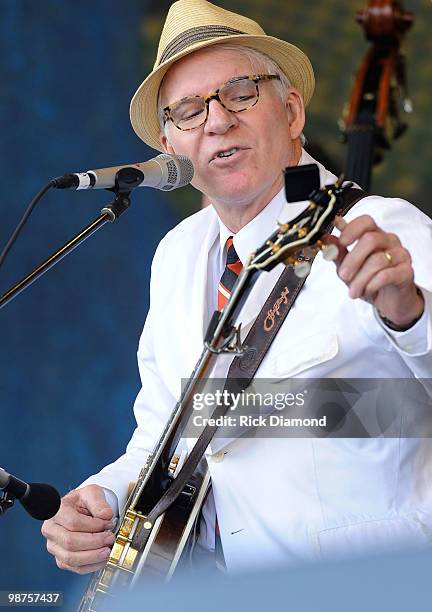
[52,488,113,533]
[76,484,113,521]
[47,537,112,572]
[43,520,115,552]
[363,262,415,299]
[324,214,421,322]
[338,215,380,248]
[344,247,412,299]
[41,484,116,574]
[338,230,399,282]
[328,215,410,296]
[55,558,107,575]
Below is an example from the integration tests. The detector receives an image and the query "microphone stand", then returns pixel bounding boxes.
[0,168,143,311]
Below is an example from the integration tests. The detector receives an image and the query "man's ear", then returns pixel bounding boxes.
[285,88,305,140]
[159,131,176,155]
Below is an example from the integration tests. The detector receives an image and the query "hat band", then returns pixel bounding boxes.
[159,25,246,65]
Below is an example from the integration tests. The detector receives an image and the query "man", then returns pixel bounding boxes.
[42,0,432,574]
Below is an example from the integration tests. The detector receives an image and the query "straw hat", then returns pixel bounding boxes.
[130,0,315,151]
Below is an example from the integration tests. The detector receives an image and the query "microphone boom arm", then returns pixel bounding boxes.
[0,168,141,311]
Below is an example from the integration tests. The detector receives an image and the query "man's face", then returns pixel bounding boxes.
[159,46,305,214]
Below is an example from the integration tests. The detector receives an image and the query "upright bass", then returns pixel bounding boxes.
[340,0,414,190]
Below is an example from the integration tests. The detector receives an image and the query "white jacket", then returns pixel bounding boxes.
[82,153,432,571]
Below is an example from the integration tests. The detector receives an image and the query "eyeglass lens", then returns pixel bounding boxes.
[171,78,258,130]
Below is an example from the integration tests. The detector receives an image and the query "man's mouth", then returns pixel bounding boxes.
[211,147,247,162]
[216,147,238,159]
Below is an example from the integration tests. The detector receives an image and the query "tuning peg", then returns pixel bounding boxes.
[403,98,413,113]
[294,261,311,278]
[302,246,318,259]
[321,243,340,261]
[276,221,290,233]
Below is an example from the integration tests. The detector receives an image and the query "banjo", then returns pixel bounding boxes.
[78,173,353,611]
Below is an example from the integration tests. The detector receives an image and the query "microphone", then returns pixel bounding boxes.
[0,468,61,520]
[52,153,194,192]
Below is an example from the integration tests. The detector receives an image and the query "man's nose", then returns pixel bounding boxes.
[204,99,238,135]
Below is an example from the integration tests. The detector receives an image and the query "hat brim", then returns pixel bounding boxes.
[130,34,315,152]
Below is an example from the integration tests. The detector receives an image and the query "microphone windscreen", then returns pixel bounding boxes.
[20,483,61,520]
[175,155,194,188]
[158,154,194,190]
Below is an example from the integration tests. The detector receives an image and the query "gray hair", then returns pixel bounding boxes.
[158,43,305,145]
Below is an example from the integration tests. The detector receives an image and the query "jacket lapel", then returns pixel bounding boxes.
[185,209,220,370]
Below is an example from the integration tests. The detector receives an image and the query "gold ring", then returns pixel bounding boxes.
[384,251,393,264]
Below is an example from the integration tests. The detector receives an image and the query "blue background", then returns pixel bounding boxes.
[0,0,180,601]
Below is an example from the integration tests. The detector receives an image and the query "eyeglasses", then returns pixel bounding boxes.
[162,74,281,131]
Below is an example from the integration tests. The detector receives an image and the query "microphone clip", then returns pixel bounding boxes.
[101,167,144,222]
[0,489,16,516]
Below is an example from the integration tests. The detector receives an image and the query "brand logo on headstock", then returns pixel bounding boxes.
[264,286,290,331]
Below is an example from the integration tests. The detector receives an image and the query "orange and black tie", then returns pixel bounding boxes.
[217,237,243,311]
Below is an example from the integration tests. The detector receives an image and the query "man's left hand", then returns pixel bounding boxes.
[335,215,424,328]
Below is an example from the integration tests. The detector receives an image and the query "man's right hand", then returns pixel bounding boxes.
[41,484,116,574]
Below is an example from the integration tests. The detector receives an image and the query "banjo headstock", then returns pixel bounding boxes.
[245,176,351,276]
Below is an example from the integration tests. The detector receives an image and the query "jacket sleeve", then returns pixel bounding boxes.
[350,196,432,387]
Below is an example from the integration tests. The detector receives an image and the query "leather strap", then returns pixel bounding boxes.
[145,187,367,527]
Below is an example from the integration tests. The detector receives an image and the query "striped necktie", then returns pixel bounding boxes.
[217,237,243,311]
